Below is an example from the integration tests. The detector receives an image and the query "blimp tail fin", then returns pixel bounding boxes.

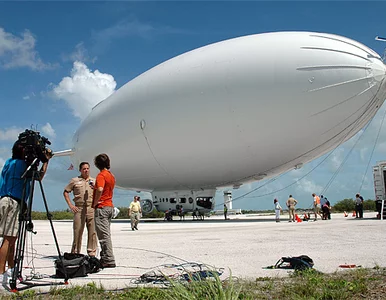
[52,149,74,157]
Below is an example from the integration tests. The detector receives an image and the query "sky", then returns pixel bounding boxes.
[1,1,386,212]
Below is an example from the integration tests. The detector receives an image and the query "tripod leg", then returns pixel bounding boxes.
[37,178,69,283]
[10,176,33,291]
[10,219,27,291]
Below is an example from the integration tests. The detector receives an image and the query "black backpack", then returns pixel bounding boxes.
[55,253,102,278]
[275,255,314,270]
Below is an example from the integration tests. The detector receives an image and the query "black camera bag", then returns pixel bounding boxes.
[275,255,314,270]
[55,253,89,278]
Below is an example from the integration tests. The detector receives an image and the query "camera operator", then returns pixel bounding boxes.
[0,141,52,287]
[63,162,96,257]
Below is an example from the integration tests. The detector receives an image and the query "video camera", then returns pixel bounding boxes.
[17,129,52,164]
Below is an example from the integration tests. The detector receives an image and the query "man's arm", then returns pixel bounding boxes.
[38,149,53,180]
[92,187,103,209]
[63,190,79,213]
[38,162,49,181]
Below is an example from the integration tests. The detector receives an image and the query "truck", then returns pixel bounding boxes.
[372,161,386,220]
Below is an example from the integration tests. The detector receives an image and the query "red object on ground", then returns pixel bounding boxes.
[295,214,302,223]
[339,264,357,268]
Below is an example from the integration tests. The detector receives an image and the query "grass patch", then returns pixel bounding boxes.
[2,268,386,299]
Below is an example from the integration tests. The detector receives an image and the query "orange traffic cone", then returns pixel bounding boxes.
[344,211,348,217]
[295,214,302,223]
[352,211,356,217]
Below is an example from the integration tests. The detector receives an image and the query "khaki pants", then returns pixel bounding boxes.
[289,207,295,221]
[71,206,96,256]
[131,212,140,228]
[95,206,115,264]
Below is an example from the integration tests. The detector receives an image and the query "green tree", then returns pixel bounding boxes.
[333,198,355,212]
[333,198,376,212]
[363,199,376,211]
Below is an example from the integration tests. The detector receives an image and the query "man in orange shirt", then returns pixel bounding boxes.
[92,153,116,268]
[312,193,321,220]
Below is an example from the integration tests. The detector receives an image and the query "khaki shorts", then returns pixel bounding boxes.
[0,196,20,237]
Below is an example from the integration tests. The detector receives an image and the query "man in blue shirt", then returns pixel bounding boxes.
[0,141,51,288]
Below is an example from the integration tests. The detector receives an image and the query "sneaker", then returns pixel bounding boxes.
[132,228,134,231]
[2,268,14,286]
[134,226,138,230]
[1,270,10,290]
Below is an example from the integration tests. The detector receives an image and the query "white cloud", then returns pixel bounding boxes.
[41,123,56,139]
[51,61,116,119]
[0,127,24,141]
[328,148,344,172]
[296,177,323,195]
[63,42,97,64]
[0,27,53,70]
[22,92,36,100]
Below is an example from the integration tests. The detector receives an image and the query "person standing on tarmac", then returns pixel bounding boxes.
[129,196,142,230]
[274,198,283,222]
[63,162,97,257]
[355,193,364,219]
[92,153,116,268]
[312,193,321,220]
[286,195,298,222]
[0,141,52,288]
[223,204,228,220]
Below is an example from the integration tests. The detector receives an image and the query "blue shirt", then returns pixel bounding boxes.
[0,158,30,202]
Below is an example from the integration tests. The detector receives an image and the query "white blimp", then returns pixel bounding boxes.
[55,31,386,215]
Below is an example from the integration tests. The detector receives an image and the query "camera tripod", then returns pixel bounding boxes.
[9,158,68,291]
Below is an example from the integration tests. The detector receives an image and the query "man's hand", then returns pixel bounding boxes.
[45,148,54,160]
[69,204,79,213]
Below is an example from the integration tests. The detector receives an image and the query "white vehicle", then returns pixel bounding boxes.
[55,31,386,215]
[372,161,386,219]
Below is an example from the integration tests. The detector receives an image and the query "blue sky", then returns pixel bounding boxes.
[1,1,386,212]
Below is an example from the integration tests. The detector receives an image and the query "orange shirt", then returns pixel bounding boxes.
[94,169,115,208]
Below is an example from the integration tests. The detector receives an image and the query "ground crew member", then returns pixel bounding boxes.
[224,204,228,220]
[286,195,298,222]
[312,193,321,220]
[129,196,142,230]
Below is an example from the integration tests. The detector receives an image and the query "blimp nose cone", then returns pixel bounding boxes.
[369,58,386,83]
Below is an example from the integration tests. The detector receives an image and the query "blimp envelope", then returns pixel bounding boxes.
[69,31,386,192]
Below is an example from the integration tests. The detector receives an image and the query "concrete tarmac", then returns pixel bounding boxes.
[2,211,385,293]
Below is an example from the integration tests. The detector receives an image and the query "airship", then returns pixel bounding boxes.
[55,31,386,214]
